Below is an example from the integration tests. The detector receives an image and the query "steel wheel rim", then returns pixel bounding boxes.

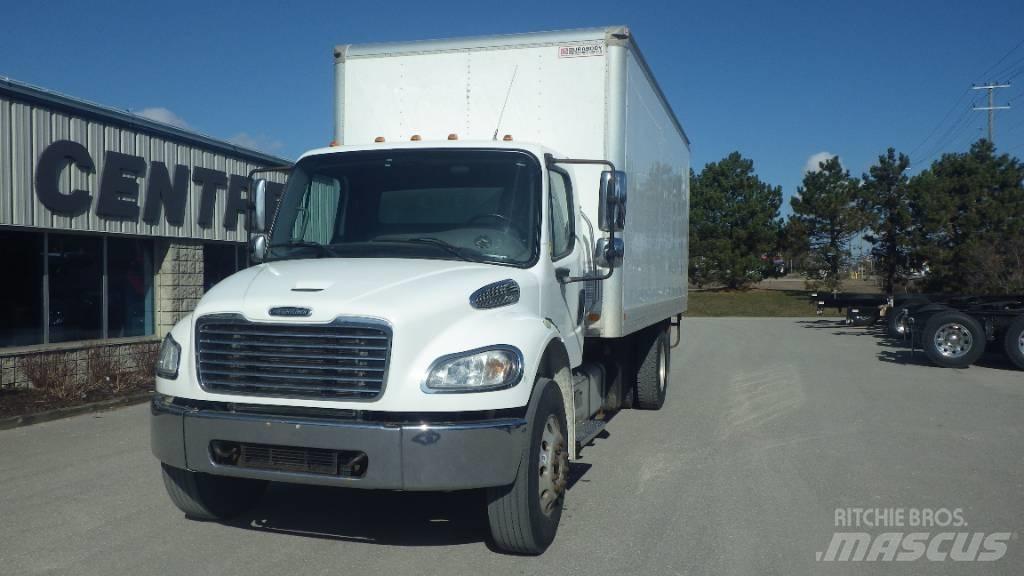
[933,323,973,358]
[537,414,567,517]
[1018,331,1024,356]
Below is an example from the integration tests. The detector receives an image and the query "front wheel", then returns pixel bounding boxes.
[486,379,568,555]
[160,464,267,520]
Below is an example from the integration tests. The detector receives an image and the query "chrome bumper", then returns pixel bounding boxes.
[151,396,528,490]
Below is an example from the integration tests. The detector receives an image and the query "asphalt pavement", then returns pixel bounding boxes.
[1,318,1021,575]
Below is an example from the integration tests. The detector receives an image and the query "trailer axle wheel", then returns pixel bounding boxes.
[1003,316,1024,370]
[921,311,985,368]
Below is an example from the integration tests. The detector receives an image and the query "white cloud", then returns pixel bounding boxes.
[804,151,837,174]
[228,132,284,154]
[134,107,192,130]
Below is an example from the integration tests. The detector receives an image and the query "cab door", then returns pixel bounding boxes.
[542,166,584,365]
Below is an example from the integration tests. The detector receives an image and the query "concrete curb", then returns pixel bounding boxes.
[0,391,152,431]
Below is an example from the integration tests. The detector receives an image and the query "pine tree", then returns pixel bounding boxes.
[909,139,1024,294]
[688,152,782,289]
[860,148,913,293]
[790,156,865,291]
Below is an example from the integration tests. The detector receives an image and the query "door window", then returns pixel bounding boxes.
[549,170,574,260]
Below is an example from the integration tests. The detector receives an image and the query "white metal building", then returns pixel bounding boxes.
[0,78,287,387]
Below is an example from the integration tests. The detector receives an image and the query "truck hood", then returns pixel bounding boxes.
[194,257,531,324]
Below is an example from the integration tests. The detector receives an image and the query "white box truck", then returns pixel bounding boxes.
[152,26,690,554]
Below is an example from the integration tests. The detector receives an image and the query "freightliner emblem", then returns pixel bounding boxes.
[269,306,312,318]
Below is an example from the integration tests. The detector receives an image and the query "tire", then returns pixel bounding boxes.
[160,463,267,520]
[888,300,927,338]
[888,305,913,338]
[486,379,567,555]
[921,311,986,368]
[635,323,670,410]
[1003,316,1024,370]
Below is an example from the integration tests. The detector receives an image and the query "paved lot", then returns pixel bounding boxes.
[1,318,1021,575]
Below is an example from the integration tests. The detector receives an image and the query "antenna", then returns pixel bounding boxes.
[492,65,519,140]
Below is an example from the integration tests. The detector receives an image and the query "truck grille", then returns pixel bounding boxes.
[196,314,390,400]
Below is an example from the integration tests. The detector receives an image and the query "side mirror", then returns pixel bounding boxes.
[249,234,268,263]
[252,179,268,233]
[598,170,627,232]
[595,237,624,268]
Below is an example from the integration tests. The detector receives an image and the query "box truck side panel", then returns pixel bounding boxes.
[620,48,690,335]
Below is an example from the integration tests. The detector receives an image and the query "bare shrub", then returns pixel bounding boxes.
[21,353,88,402]
[86,347,121,393]
[90,344,159,395]
[132,345,159,391]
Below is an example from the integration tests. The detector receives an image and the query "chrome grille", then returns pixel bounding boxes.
[196,314,390,400]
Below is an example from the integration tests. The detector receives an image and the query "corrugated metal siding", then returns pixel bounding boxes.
[0,93,285,241]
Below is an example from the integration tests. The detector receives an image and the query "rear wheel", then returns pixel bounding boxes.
[888,300,927,338]
[1002,316,1024,370]
[921,311,985,368]
[635,323,670,410]
[888,305,912,338]
[160,463,267,520]
[486,379,568,555]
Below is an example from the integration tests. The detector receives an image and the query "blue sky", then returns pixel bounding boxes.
[3,0,1024,209]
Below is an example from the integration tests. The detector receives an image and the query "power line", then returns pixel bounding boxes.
[907,88,971,160]
[1003,114,1024,134]
[915,103,983,166]
[985,55,1024,83]
[950,115,986,150]
[909,38,1024,166]
[1002,62,1024,83]
[913,100,976,165]
[976,37,1024,80]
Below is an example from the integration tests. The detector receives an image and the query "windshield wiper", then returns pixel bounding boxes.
[372,237,483,263]
[268,241,336,258]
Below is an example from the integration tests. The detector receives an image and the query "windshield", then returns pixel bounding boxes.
[268,149,541,267]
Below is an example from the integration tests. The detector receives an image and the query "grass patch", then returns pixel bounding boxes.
[687,289,840,317]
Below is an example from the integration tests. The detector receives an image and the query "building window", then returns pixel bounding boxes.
[0,230,43,346]
[204,243,242,291]
[48,234,103,343]
[0,229,156,349]
[108,238,154,338]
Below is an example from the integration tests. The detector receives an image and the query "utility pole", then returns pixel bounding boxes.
[972,83,1011,143]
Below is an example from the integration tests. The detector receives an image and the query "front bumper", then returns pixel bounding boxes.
[151,396,528,490]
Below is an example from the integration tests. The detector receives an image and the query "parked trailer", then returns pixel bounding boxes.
[810,291,1024,370]
[907,298,1024,369]
[810,292,916,326]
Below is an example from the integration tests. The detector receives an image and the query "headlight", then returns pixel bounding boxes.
[156,334,181,379]
[424,346,523,392]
